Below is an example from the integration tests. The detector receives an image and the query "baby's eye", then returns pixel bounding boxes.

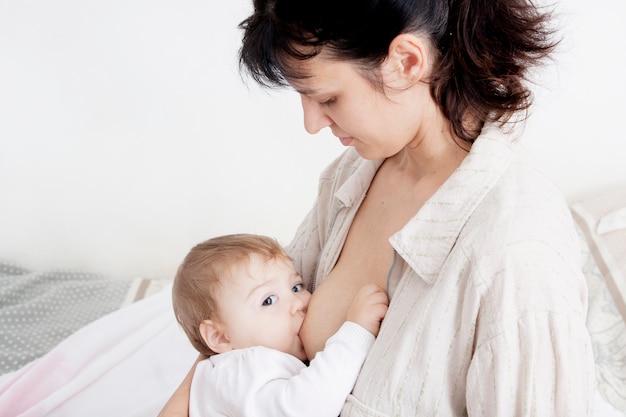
[292,283,303,293]
[262,295,277,306]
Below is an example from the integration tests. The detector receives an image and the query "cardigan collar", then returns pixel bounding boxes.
[328,125,519,285]
[389,125,518,284]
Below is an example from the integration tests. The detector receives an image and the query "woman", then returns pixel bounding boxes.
[162,0,595,415]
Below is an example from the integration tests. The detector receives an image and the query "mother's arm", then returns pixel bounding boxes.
[158,354,204,417]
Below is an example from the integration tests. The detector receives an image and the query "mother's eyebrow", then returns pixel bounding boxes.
[293,86,320,96]
[287,80,324,96]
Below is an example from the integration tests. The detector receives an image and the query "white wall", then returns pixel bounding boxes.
[524,0,626,200]
[0,0,624,280]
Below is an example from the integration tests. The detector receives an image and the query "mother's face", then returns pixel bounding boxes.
[286,38,438,160]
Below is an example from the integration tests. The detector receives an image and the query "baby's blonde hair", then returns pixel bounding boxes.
[172,233,291,356]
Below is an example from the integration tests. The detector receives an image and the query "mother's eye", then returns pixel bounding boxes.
[319,97,336,108]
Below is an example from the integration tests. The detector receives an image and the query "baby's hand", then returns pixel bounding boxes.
[346,284,389,337]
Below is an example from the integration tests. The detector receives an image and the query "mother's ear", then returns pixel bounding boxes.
[199,319,232,354]
[382,33,431,88]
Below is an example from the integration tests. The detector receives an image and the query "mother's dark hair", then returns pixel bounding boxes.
[239,0,557,143]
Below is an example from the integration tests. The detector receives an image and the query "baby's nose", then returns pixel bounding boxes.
[292,298,308,315]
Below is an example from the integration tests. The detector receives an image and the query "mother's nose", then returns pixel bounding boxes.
[301,95,332,134]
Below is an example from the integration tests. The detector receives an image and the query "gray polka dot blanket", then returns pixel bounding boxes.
[0,262,168,375]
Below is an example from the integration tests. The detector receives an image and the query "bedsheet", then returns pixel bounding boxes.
[0,284,197,417]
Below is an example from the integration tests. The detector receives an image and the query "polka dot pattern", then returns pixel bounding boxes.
[0,262,132,375]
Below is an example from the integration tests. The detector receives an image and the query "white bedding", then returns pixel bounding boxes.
[573,191,626,412]
[0,286,196,417]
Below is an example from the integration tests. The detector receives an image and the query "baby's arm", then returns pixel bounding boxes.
[247,284,388,417]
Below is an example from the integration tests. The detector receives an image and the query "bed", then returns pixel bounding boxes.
[572,188,626,415]
[0,187,625,417]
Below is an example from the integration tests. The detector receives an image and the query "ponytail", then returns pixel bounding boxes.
[432,0,558,142]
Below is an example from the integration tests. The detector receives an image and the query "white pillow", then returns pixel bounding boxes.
[572,188,626,411]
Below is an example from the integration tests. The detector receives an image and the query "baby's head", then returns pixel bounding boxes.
[172,234,310,360]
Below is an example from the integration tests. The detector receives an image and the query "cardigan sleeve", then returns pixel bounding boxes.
[466,312,595,416]
[286,148,375,292]
[285,150,346,291]
[463,183,596,416]
[285,200,323,292]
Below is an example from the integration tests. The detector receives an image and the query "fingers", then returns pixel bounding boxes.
[356,284,389,312]
[354,283,386,300]
[346,284,389,336]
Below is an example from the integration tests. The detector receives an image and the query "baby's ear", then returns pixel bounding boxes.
[199,320,231,354]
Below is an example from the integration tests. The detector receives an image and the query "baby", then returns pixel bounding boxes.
[172,233,388,417]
